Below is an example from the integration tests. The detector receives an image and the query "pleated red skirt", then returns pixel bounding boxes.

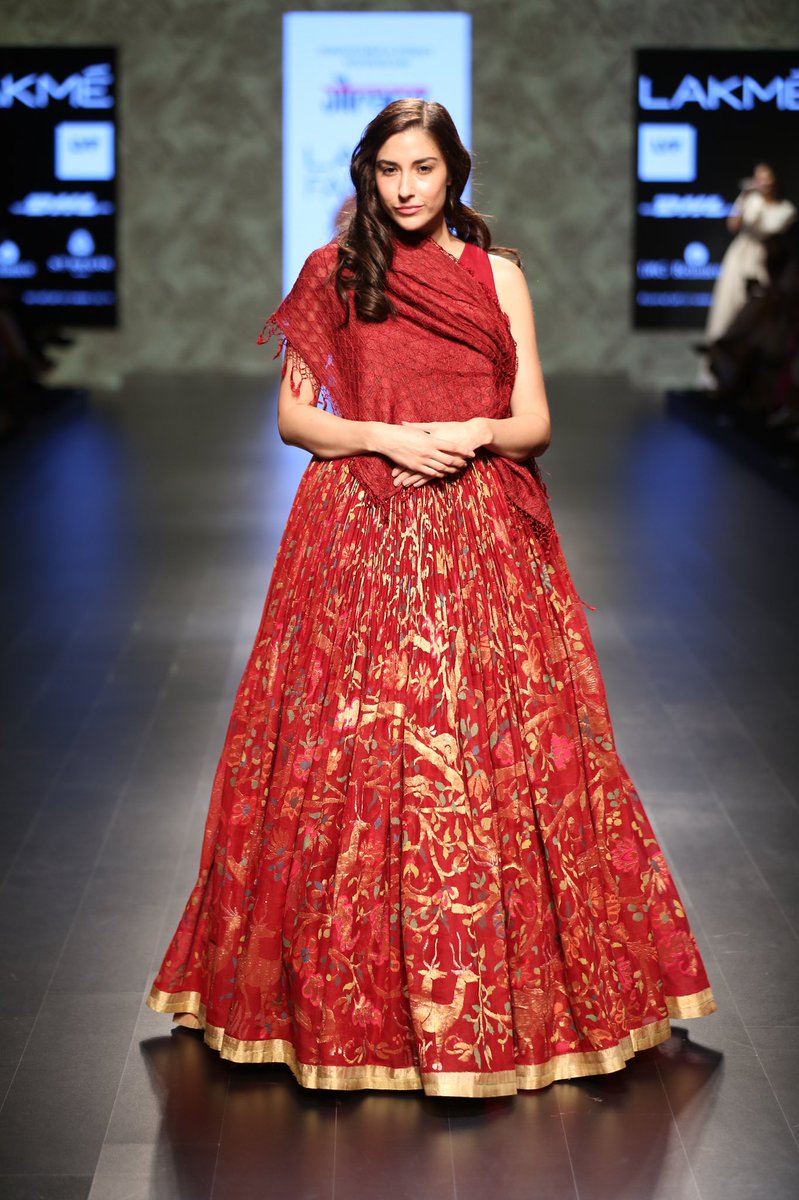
[147,454,716,1097]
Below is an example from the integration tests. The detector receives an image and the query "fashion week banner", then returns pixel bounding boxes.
[282,11,472,294]
[0,46,118,327]
[633,48,799,330]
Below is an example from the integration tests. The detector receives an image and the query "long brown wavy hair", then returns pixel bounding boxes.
[336,99,519,322]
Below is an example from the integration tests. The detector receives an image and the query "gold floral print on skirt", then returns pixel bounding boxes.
[148,454,716,1097]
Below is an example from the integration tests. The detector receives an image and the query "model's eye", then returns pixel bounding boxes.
[379,166,397,176]
[418,165,433,174]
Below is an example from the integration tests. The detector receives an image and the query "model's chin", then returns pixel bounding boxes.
[389,211,444,238]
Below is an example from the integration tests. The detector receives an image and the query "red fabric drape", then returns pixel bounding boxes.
[259,235,554,544]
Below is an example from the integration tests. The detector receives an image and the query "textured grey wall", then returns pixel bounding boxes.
[3,0,796,388]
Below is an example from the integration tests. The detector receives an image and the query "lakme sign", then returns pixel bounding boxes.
[0,63,114,109]
[633,49,799,331]
[639,70,799,112]
[0,48,118,326]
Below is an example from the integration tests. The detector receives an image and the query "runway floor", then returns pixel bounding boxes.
[0,372,797,1199]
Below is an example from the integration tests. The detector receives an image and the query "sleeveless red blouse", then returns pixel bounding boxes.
[457,240,498,299]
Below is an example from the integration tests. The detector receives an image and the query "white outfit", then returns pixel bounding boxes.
[705,191,797,342]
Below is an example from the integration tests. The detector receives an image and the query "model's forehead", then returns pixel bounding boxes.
[376,127,440,161]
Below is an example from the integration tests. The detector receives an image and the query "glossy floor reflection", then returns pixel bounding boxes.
[0,373,797,1199]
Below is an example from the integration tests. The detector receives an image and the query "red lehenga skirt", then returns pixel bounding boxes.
[147,454,716,1097]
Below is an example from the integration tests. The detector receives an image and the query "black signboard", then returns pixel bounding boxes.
[0,46,118,327]
[634,49,799,330]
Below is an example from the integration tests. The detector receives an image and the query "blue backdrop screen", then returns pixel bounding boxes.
[283,13,471,294]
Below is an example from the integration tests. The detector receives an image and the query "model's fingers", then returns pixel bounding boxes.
[436,442,474,460]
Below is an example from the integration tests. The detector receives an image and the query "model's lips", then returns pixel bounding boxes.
[395,205,423,214]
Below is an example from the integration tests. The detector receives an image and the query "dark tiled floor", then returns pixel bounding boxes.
[0,374,797,1199]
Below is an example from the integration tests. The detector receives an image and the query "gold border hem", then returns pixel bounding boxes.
[146,984,717,1097]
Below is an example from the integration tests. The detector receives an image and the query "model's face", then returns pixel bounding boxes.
[754,165,776,195]
[375,127,450,237]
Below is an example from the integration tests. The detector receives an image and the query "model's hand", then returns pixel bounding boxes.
[387,419,488,488]
[400,418,490,459]
[391,467,444,489]
[375,422,473,480]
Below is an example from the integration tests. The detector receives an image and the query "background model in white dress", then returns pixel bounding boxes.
[705,186,797,345]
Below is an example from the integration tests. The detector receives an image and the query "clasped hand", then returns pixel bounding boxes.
[386,419,487,489]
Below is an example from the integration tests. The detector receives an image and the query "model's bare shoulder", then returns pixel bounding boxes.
[488,253,530,308]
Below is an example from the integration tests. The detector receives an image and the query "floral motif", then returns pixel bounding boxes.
[230,799,254,826]
[611,838,642,875]
[148,455,715,1094]
[550,733,574,769]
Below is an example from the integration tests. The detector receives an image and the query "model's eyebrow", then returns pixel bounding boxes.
[375,156,439,167]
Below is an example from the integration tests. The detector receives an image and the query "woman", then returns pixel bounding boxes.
[147,99,716,1097]
[698,162,797,388]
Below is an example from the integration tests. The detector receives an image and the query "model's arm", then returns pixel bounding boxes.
[277,356,373,457]
[277,351,472,477]
[727,194,745,234]
[478,254,552,461]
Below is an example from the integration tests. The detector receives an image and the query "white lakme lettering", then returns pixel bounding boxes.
[639,70,799,111]
[0,63,114,109]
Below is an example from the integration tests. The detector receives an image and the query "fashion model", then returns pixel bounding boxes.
[147,99,716,1097]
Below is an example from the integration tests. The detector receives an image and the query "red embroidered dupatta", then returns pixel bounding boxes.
[259,235,554,542]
